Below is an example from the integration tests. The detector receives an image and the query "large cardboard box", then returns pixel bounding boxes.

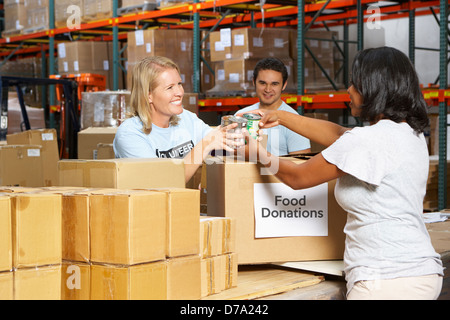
[77,127,117,159]
[206,158,346,264]
[58,158,185,189]
[61,261,91,300]
[0,196,12,273]
[90,260,167,300]
[7,129,59,186]
[11,193,62,268]
[89,190,167,265]
[167,255,201,300]
[0,145,44,187]
[0,272,13,300]
[14,265,62,300]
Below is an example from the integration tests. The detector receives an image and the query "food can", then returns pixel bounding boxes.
[243,113,261,139]
[221,115,247,148]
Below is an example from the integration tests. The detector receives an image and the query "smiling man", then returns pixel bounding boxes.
[235,58,311,156]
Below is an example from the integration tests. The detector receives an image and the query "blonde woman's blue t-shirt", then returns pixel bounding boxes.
[113,109,212,159]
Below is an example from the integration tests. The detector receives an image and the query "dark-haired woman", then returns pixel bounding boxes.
[240,47,444,300]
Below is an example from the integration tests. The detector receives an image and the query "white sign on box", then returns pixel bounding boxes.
[254,183,328,238]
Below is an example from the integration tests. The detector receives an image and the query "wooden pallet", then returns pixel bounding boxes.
[202,265,324,300]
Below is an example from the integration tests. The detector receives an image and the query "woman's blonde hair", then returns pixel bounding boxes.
[130,56,181,134]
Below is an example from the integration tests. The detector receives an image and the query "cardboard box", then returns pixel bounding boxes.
[209,57,296,94]
[0,145,44,187]
[200,216,236,258]
[58,158,186,189]
[55,0,85,28]
[77,127,118,159]
[145,188,200,258]
[231,28,291,60]
[167,255,201,300]
[61,261,91,300]
[3,3,27,34]
[0,272,13,300]
[89,190,167,265]
[182,93,199,114]
[11,193,62,268]
[62,191,92,263]
[96,143,115,159]
[14,265,62,300]
[0,196,12,273]
[210,30,232,62]
[90,261,167,300]
[126,29,193,91]
[201,255,226,297]
[7,129,59,186]
[206,159,346,264]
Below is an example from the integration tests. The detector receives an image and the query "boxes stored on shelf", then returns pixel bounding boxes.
[80,91,131,129]
[58,158,186,189]
[55,0,85,28]
[58,41,110,74]
[77,126,117,159]
[206,158,346,264]
[167,255,201,300]
[126,29,193,91]
[89,190,167,265]
[231,28,291,60]
[11,193,62,268]
[90,260,167,300]
[0,196,12,273]
[61,261,91,300]
[84,0,114,21]
[57,41,124,90]
[14,265,61,300]
[0,272,13,300]
[0,145,44,187]
[210,28,290,62]
[2,2,27,36]
[7,129,59,186]
[208,57,296,94]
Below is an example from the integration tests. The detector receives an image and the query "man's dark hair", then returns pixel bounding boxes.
[351,46,429,133]
[253,57,288,85]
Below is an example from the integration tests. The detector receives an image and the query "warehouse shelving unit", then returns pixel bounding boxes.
[0,0,449,207]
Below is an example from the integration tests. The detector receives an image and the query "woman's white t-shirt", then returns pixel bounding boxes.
[322,120,444,294]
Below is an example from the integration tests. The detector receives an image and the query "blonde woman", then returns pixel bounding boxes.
[113,56,240,182]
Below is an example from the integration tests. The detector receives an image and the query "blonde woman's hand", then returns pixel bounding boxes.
[206,123,245,152]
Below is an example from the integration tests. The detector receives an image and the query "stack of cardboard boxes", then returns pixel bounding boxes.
[57,41,124,90]
[207,28,295,96]
[1,129,59,187]
[0,191,62,300]
[126,29,194,93]
[0,180,237,300]
[200,216,237,297]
